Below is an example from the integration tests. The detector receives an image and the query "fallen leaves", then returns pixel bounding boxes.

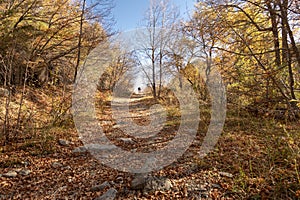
[0,92,299,199]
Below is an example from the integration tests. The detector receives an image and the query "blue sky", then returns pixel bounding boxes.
[112,0,197,31]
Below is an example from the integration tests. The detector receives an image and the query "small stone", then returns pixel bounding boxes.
[19,169,31,176]
[3,171,17,178]
[113,124,121,129]
[162,179,172,190]
[95,188,117,200]
[58,139,70,146]
[0,88,9,97]
[63,165,71,170]
[219,172,233,178]
[118,138,134,144]
[115,176,123,184]
[21,161,30,166]
[14,168,22,173]
[199,186,207,192]
[144,176,172,192]
[72,146,87,153]
[51,162,63,168]
[211,184,222,189]
[131,174,147,190]
[91,181,110,192]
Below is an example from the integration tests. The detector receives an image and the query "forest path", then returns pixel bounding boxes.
[97,93,176,153]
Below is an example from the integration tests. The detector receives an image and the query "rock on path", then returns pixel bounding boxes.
[3,171,17,178]
[95,188,117,200]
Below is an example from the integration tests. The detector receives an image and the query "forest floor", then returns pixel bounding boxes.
[0,89,300,199]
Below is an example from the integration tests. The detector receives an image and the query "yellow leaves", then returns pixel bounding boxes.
[0,180,11,188]
[290,99,300,109]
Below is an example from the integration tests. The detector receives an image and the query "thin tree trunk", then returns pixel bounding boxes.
[284,9,300,73]
[74,0,86,83]
[280,0,296,100]
[152,48,156,98]
[15,63,29,135]
[158,50,163,97]
[266,2,281,68]
[3,49,14,144]
[151,13,157,98]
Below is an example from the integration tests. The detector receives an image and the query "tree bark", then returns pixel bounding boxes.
[74,0,86,83]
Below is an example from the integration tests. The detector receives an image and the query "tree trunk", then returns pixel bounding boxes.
[74,0,86,83]
[279,0,296,100]
[266,2,281,68]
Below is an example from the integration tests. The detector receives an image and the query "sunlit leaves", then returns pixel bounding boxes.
[189,0,300,108]
[0,0,107,86]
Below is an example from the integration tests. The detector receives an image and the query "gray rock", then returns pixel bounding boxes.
[95,188,117,200]
[21,161,30,166]
[14,168,22,173]
[19,169,31,176]
[51,162,63,168]
[131,175,172,192]
[211,183,222,189]
[0,88,9,97]
[91,181,110,192]
[144,177,172,191]
[85,144,117,151]
[62,165,71,170]
[199,186,208,192]
[3,171,17,178]
[112,124,121,129]
[131,174,147,190]
[58,139,70,146]
[118,138,134,144]
[72,146,87,153]
[115,176,124,184]
[219,172,233,178]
